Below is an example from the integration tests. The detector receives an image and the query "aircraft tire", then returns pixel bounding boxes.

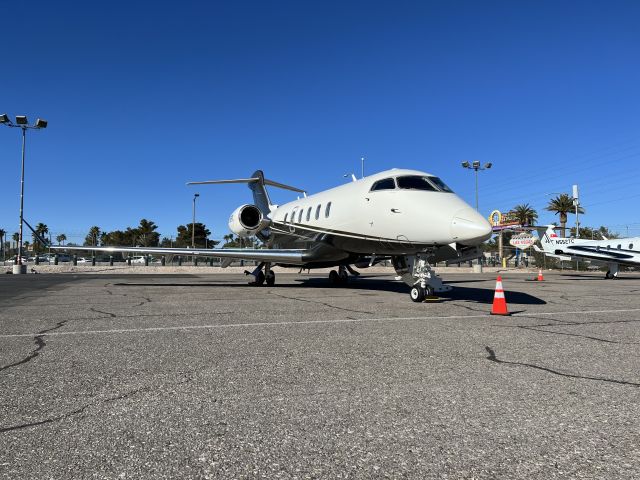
[266,271,275,286]
[338,270,349,284]
[253,271,265,286]
[329,270,340,285]
[410,286,426,302]
[605,271,614,279]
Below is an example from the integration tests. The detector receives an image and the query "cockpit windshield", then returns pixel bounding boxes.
[396,176,438,191]
[370,178,396,191]
[427,176,454,193]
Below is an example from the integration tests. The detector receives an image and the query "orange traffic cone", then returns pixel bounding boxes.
[490,276,510,316]
[537,269,544,281]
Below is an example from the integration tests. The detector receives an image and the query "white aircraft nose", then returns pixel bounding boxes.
[451,208,492,244]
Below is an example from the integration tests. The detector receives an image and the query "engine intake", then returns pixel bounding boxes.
[228,204,271,238]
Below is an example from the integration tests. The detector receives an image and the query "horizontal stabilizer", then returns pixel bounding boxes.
[187,177,306,194]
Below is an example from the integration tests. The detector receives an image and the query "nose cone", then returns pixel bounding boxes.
[451,208,492,244]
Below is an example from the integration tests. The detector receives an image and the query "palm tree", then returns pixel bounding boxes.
[512,204,538,226]
[12,232,19,254]
[56,233,67,245]
[546,194,584,238]
[0,229,5,260]
[33,223,49,253]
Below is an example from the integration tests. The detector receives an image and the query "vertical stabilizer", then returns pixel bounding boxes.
[248,170,273,215]
[540,225,559,253]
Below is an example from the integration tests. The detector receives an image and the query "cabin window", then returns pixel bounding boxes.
[617,244,622,250]
[325,202,332,218]
[427,176,454,193]
[370,178,396,191]
[630,244,634,249]
[298,209,303,223]
[315,204,321,220]
[596,246,601,252]
[284,213,288,223]
[306,207,312,222]
[397,175,438,191]
[291,210,296,223]
[607,245,611,250]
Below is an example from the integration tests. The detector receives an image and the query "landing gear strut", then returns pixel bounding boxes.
[605,263,619,279]
[245,262,276,286]
[393,254,451,302]
[329,265,349,286]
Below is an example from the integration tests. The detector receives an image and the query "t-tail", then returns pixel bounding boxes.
[534,225,562,254]
[187,170,306,216]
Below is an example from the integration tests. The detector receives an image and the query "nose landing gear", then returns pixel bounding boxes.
[605,263,619,279]
[393,254,451,302]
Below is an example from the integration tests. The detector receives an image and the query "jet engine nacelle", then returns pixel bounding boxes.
[228,204,271,238]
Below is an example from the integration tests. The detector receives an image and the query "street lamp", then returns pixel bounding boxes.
[1,114,48,274]
[461,160,492,211]
[192,193,200,248]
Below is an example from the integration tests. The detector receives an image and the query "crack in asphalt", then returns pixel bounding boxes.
[494,316,640,345]
[89,307,117,318]
[485,346,640,387]
[268,291,374,315]
[0,375,194,433]
[0,320,68,373]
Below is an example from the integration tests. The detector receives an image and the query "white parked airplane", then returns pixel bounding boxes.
[534,225,640,279]
[51,168,492,302]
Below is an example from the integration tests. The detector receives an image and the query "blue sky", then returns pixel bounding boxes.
[2,0,640,243]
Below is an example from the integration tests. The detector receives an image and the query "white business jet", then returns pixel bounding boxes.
[51,169,491,302]
[534,225,640,279]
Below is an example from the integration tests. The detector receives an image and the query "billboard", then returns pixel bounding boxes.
[488,210,521,231]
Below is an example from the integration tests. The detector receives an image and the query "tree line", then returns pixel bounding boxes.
[0,220,261,259]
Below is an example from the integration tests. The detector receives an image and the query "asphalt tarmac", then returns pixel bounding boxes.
[1,271,639,479]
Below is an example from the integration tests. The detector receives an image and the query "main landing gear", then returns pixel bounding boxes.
[328,265,350,286]
[244,262,276,286]
[605,263,619,279]
[392,254,452,303]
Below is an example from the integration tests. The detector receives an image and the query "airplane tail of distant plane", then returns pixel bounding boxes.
[539,225,560,253]
[187,170,307,216]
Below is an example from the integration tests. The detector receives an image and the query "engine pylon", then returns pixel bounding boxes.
[490,276,510,316]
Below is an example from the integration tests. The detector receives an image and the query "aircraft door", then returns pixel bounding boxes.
[364,189,406,251]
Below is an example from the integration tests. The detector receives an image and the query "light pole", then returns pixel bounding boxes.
[0,114,47,274]
[192,193,199,248]
[461,161,492,269]
[461,160,492,211]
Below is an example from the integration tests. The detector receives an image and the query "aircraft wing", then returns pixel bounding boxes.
[49,245,306,264]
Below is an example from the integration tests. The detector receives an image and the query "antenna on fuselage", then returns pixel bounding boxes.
[361,156,365,179]
[343,173,357,182]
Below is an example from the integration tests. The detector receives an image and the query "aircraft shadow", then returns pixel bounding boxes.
[559,274,640,280]
[112,278,545,305]
[296,277,546,305]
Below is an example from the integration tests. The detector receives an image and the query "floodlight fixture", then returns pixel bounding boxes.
[0,113,11,124]
[15,115,28,125]
[35,118,48,129]
[461,159,493,211]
